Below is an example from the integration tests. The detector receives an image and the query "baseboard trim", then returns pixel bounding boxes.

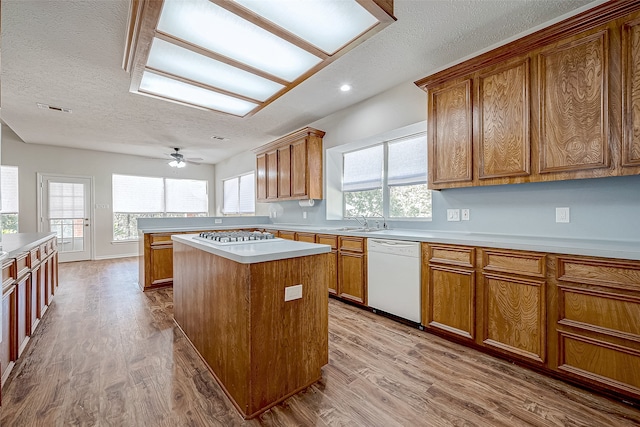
[93,253,139,260]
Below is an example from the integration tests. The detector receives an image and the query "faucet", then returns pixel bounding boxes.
[348,216,368,228]
[375,213,388,229]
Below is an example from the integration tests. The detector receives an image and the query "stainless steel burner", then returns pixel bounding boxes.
[193,230,279,245]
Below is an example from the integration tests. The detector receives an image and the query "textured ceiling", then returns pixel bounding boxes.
[1,0,598,165]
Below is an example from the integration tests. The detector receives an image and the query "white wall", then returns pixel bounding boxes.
[1,125,216,259]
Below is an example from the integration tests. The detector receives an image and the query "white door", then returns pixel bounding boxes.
[38,174,93,262]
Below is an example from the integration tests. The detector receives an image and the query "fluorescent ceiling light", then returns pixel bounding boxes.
[232,0,379,55]
[147,38,284,102]
[123,0,395,117]
[140,71,258,116]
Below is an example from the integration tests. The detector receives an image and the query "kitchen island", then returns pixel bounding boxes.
[171,234,331,419]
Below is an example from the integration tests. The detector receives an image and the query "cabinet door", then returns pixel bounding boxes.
[327,250,338,295]
[291,139,307,197]
[426,265,475,340]
[256,153,267,201]
[266,150,278,200]
[149,246,173,287]
[338,252,366,304]
[428,79,473,186]
[1,286,17,387]
[277,146,291,198]
[622,18,640,167]
[478,59,530,179]
[279,230,296,241]
[16,275,30,357]
[295,232,316,243]
[30,268,40,331]
[538,29,609,173]
[39,258,48,314]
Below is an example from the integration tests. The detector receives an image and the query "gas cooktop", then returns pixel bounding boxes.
[193,231,280,245]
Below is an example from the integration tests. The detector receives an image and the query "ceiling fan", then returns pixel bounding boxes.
[167,147,202,168]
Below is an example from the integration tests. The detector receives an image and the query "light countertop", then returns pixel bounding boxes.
[2,232,57,259]
[172,234,331,264]
[148,223,640,261]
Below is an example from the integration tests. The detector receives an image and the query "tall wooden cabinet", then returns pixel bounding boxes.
[416,2,640,189]
[254,127,325,202]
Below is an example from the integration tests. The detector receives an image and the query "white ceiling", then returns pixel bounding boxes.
[1,0,597,165]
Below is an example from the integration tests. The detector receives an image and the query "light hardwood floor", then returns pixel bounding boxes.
[1,258,639,426]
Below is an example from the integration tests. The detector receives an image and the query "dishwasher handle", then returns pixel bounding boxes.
[369,239,416,247]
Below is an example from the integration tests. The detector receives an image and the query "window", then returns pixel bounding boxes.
[1,166,19,233]
[222,172,255,215]
[112,174,208,240]
[343,133,431,219]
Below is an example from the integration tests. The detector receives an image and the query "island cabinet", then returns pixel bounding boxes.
[1,259,17,388]
[478,249,547,365]
[254,127,325,202]
[14,253,31,358]
[416,2,640,189]
[422,244,476,341]
[28,247,42,332]
[337,236,367,305]
[548,255,640,401]
[172,237,330,419]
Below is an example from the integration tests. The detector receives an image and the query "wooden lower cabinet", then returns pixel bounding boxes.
[479,249,547,364]
[422,244,476,340]
[316,235,338,295]
[279,230,296,241]
[1,285,17,388]
[29,266,40,332]
[15,274,30,357]
[295,232,316,243]
[550,255,640,400]
[337,237,367,305]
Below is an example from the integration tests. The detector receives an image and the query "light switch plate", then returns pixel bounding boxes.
[556,207,570,223]
[303,212,307,219]
[461,209,470,221]
[285,284,303,301]
[447,209,460,222]
[214,219,222,224]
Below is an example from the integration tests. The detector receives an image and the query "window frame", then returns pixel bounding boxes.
[222,171,256,215]
[112,174,209,241]
[342,131,430,220]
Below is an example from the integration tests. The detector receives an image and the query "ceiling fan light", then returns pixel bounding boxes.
[169,159,186,168]
[176,161,186,168]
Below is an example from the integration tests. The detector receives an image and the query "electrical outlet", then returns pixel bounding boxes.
[556,207,570,223]
[447,209,460,222]
[214,219,222,224]
[461,209,470,221]
[303,212,307,219]
[284,284,302,301]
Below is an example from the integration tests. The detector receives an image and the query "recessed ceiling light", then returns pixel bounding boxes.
[340,84,352,92]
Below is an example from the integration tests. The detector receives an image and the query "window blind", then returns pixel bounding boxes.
[166,178,208,213]
[1,166,19,214]
[239,173,255,213]
[343,145,383,191]
[48,182,85,218]
[113,174,164,213]
[388,134,427,186]
[223,178,239,214]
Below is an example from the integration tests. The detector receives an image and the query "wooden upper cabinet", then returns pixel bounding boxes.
[266,150,279,200]
[428,79,473,186]
[254,127,325,202]
[622,17,640,167]
[277,146,291,198]
[538,29,609,173]
[256,154,267,201]
[291,139,307,197]
[478,59,530,179]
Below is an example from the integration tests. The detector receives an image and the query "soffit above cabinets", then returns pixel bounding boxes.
[123,0,396,118]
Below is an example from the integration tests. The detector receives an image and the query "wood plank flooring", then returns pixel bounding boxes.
[1,257,639,426]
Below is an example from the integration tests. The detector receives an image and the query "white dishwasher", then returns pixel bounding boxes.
[367,238,421,323]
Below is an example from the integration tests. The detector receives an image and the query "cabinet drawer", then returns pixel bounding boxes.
[429,244,474,268]
[150,234,173,246]
[482,249,545,278]
[295,232,316,243]
[316,234,337,250]
[339,237,365,253]
[15,253,30,280]
[2,259,16,291]
[557,257,640,291]
[279,230,296,241]
[29,247,41,267]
